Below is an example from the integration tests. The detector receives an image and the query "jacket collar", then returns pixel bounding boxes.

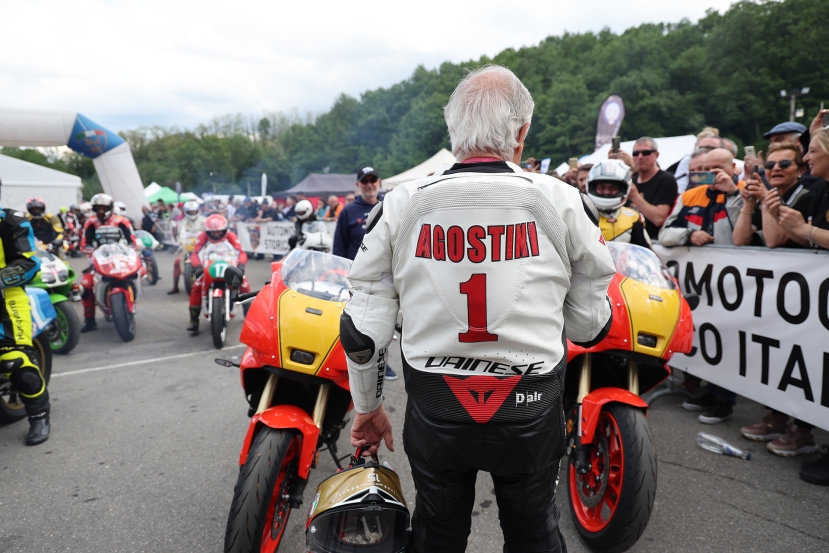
[440,160,525,176]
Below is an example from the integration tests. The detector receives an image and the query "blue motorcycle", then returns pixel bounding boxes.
[0,288,57,424]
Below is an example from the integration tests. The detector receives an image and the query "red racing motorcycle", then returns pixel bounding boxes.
[196,240,250,349]
[564,242,697,552]
[86,242,143,342]
[218,249,354,553]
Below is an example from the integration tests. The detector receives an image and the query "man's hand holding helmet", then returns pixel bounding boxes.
[351,404,394,457]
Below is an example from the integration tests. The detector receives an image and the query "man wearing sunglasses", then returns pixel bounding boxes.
[333,166,398,381]
[611,137,677,240]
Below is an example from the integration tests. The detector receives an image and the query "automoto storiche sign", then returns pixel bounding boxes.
[653,244,829,431]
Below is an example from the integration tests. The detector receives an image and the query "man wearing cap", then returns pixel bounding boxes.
[744,122,808,178]
[334,166,398,381]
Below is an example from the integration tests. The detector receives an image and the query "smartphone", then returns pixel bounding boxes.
[568,157,579,170]
[823,112,829,128]
[689,171,717,186]
[745,146,756,158]
[611,136,621,153]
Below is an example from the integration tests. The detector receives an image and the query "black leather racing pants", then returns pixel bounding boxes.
[404,399,567,553]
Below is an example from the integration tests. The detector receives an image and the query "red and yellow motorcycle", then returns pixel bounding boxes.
[564,242,696,553]
[219,249,354,553]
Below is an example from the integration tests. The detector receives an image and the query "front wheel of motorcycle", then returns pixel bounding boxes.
[211,295,227,349]
[0,334,53,424]
[111,292,136,342]
[49,301,81,355]
[184,263,194,296]
[225,429,301,553]
[145,254,159,285]
[568,403,656,553]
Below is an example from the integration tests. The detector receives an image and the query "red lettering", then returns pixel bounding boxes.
[514,223,529,259]
[433,225,446,261]
[447,226,465,262]
[467,226,486,263]
[527,221,539,256]
[415,224,432,258]
[487,226,505,261]
[505,225,514,260]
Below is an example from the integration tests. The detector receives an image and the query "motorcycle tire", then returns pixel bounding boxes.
[0,334,53,424]
[568,403,656,553]
[111,292,136,342]
[50,301,81,355]
[211,295,226,349]
[184,263,194,296]
[225,429,301,553]
[146,255,159,285]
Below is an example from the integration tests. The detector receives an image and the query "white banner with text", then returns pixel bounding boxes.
[653,244,829,431]
[233,221,337,255]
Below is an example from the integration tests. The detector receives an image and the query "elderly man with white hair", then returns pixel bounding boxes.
[340,65,615,552]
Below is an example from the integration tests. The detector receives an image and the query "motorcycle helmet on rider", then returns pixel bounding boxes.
[586,160,632,213]
[306,453,410,553]
[295,199,314,221]
[204,214,228,243]
[113,201,127,216]
[90,194,115,223]
[26,197,47,219]
[183,200,200,222]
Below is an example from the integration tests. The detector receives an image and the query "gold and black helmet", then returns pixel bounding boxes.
[306,454,410,553]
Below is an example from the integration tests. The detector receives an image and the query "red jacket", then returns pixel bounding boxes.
[81,215,138,250]
[190,231,248,268]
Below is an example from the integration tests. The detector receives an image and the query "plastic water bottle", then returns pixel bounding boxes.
[696,432,751,460]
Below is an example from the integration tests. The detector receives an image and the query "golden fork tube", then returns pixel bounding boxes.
[628,360,640,396]
[577,353,592,403]
[312,384,331,430]
[256,373,279,414]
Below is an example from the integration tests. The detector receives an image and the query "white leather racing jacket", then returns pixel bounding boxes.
[178,216,206,244]
[344,161,615,423]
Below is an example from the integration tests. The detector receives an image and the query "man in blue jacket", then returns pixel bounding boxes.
[333,166,397,380]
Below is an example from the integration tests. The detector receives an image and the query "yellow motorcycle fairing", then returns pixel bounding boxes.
[618,278,681,358]
[277,289,345,376]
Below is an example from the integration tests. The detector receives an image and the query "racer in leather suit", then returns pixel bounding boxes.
[586,160,652,249]
[79,194,138,332]
[26,197,65,253]
[186,215,249,332]
[343,167,614,553]
[0,208,49,445]
[168,201,206,294]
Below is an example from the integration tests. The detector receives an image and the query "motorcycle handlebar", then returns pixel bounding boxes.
[234,290,260,303]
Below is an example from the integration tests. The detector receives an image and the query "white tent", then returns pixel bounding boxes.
[0,154,82,212]
[553,135,698,176]
[383,149,457,189]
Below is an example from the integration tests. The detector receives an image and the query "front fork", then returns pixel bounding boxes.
[255,374,331,507]
[571,354,640,474]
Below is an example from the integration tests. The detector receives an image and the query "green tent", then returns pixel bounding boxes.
[146,186,201,204]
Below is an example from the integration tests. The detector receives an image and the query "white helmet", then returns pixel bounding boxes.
[586,160,632,213]
[90,193,114,223]
[295,199,314,221]
[113,201,127,215]
[183,200,200,222]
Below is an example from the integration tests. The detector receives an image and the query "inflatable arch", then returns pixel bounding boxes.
[0,108,148,221]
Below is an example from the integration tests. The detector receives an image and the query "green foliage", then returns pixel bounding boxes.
[118,0,828,192]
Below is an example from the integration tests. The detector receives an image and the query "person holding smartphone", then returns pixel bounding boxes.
[609,137,678,239]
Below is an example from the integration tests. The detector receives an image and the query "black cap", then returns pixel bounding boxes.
[357,166,379,181]
[763,122,807,138]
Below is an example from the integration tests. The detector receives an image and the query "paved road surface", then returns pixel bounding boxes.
[1,252,826,552]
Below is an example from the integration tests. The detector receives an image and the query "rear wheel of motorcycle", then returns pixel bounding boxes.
[0,335,53,424]
[568,403,656,553]
[212,295,227,349]
[50,301,81,355]
[225,429,301,553]
[111,292,136,342]
[184,263,194,295]
[146,254,159,285]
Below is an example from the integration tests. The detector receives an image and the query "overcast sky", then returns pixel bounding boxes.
[0,0,740,132]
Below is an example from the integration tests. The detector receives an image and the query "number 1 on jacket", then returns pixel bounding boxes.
[458,273,498,343]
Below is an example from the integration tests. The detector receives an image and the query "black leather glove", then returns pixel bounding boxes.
[52,239,64,251]
[194,265,204,278]
[0,266,28,288]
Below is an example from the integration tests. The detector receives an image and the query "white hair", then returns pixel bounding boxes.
[444,65,534,161]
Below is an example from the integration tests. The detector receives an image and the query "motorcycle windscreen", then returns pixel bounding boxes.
[306,507,410,553]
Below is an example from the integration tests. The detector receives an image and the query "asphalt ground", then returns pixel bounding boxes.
[0,251,827,552]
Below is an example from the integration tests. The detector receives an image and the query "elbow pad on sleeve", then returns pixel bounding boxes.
[571,297,613,348]
[340,312,376,364]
